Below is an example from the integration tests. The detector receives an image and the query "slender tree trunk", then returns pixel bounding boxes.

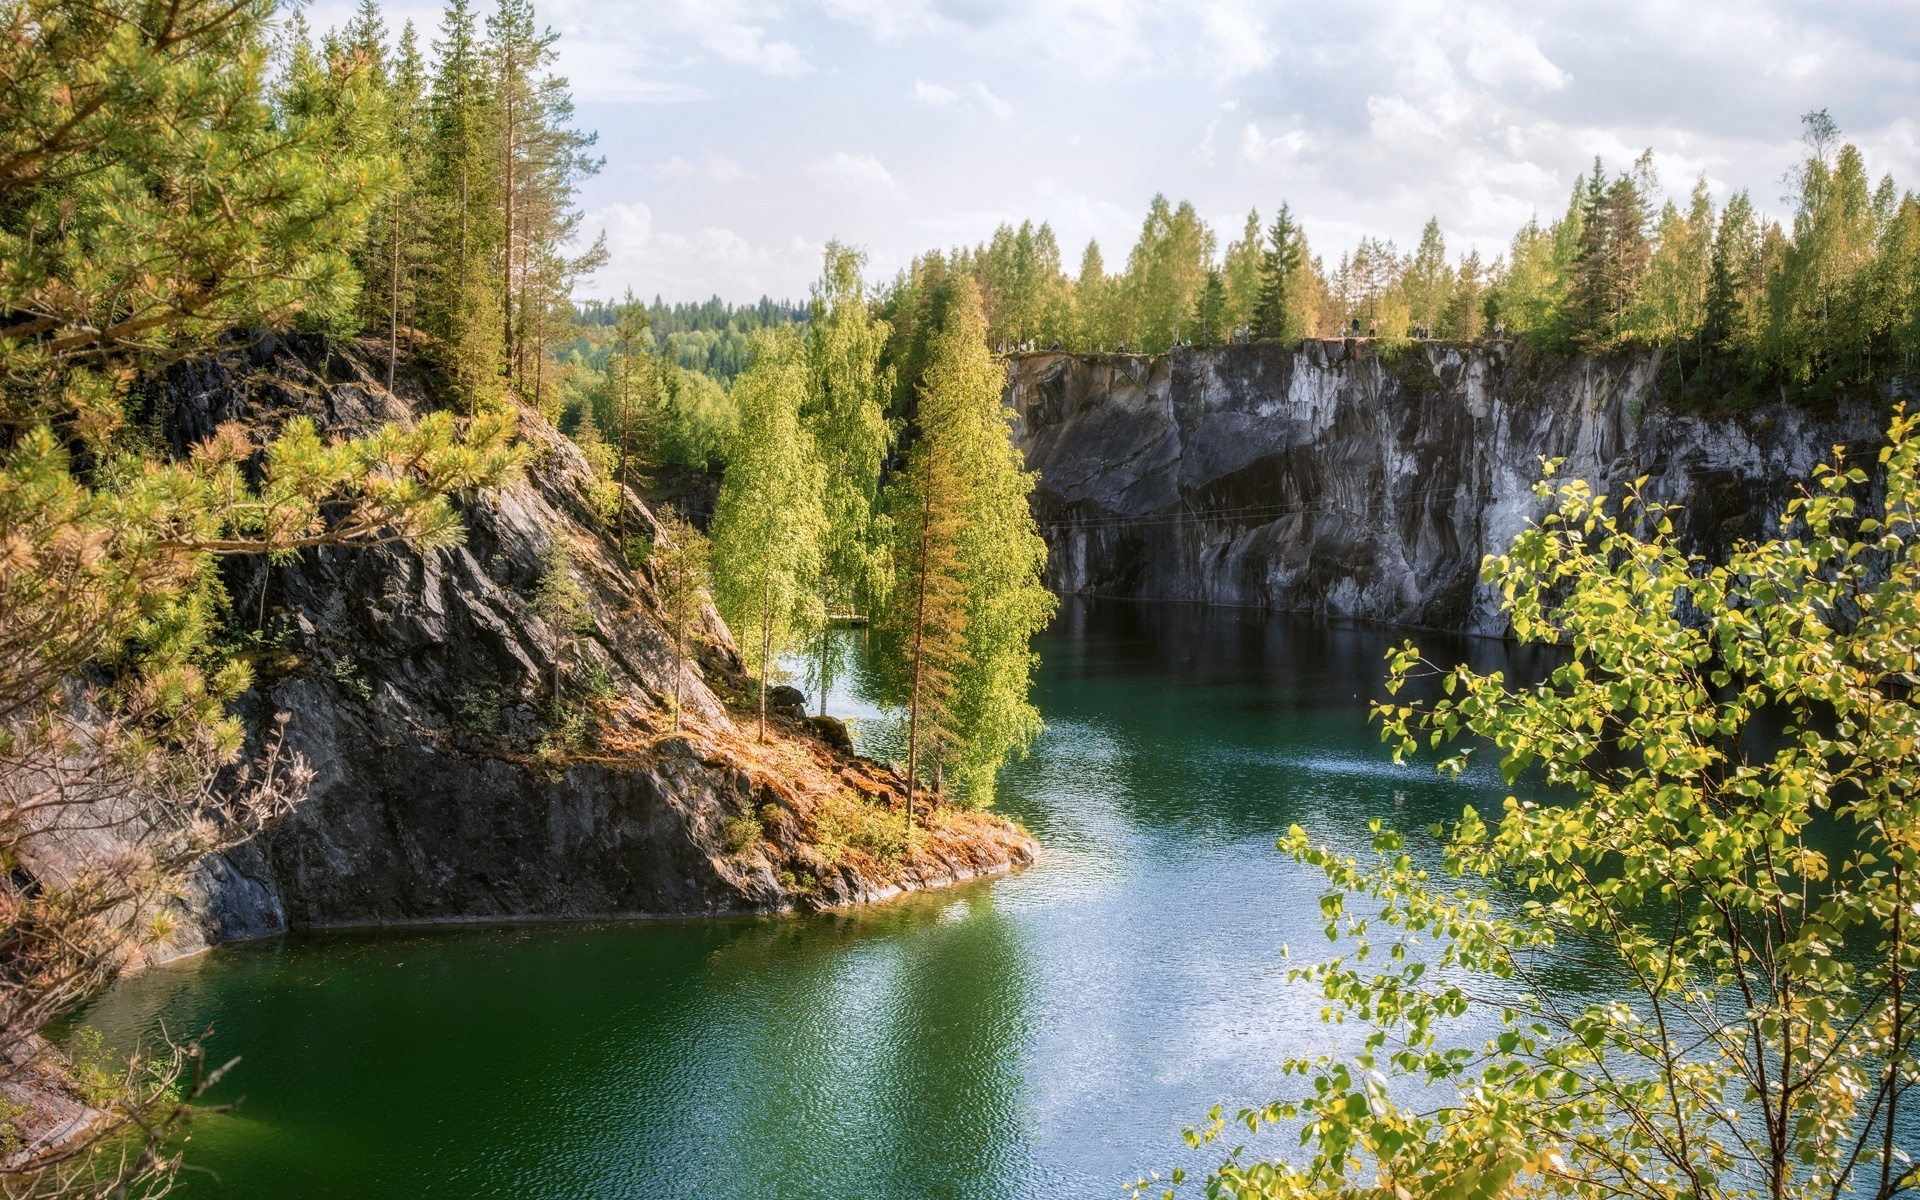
[387,193,401,393]
[534,324,545,408]
[457,163,469,393]
[502,62,516,387]
[615,360,631,543]
[903,509,930,841]
[672,619,684,733]
[1882,861,1905,1199]
[817,580,831,719]
[757,570,772,743]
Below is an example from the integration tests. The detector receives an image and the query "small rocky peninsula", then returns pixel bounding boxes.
[1008,340,1910,636]
[165,334,1034,957]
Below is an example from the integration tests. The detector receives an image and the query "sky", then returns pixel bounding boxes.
[306,0,1920,306]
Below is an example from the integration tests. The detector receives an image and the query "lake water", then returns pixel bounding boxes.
[75,601,1549,1199]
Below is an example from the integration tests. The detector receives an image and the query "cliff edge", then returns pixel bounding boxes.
[159,334,1032,955]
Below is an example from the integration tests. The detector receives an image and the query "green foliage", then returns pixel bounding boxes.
[977,220,1073,349]
[1126,195,1216,350]
[1191,269,1227,346]
[1221,209,1266,334]
[812,787,907,866]
[530,535,592,698]
[804,243,895,713]
[722,810,764,854]
[328,654,374,702]
[576,294,807,384]
[708,329,827,738]
[1179,411,1920,1200]
[659,363,737,469]
[877,278,1054,808]
[1255,203,1309,341]
[0,0,524,1187]
[648,511,710,732]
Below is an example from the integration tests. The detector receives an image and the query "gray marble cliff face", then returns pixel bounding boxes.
[1007,341,1905,636]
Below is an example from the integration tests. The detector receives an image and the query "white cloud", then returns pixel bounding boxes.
[807,152,906,200]
[1240,122,1314,167]
[1461,12,1570,91]
[580,201,819,301]
[651,152,754,183]
[972,82,1014,119]
[913,79,1011,118]
[914,79,960,106]
[533,0,1920,301]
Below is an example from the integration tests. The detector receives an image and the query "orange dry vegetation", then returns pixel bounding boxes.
[598,699,1037,908]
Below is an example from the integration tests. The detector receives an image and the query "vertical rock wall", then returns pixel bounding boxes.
[1008,341,1904,636]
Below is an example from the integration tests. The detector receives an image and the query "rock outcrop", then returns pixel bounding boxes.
[158,334,1032,955]
[1008,341,1909,636]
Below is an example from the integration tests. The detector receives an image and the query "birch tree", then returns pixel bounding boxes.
[804,243,894,718]
[708,330,826,741]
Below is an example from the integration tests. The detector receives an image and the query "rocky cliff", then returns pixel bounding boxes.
[1008,340,1909,636]
[159,334,1032,955]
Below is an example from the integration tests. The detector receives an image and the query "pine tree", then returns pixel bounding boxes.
[424,0,503,404]
[708,330,827,741]
[804,243,894,717]
[649,512,712,733]
[1254,203,1305,341]
[606,289,656,542]
[362,19,431,390]
[0,0,524,1182]
[486,0,601,394]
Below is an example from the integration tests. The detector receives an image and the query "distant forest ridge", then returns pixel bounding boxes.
[573,295,807,383]
[579,111,1920,409]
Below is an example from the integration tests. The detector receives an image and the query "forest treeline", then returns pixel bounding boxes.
[872,114,1920,404]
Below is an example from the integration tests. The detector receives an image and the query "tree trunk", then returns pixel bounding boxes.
[615,357,631,543]
[501,58,516,386]
[817,580,831,719]
[671,621,684,733]
[757,570,772,743]
[387,192,401,393]
[903,511,930,841]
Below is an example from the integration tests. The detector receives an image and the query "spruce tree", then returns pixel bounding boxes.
[1254,203,1305,341]
[708,330,827,741]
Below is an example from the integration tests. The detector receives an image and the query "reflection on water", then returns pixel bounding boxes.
[76,601,1549,1199]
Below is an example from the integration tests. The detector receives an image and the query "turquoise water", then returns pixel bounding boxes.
[76,602,1543,1198]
